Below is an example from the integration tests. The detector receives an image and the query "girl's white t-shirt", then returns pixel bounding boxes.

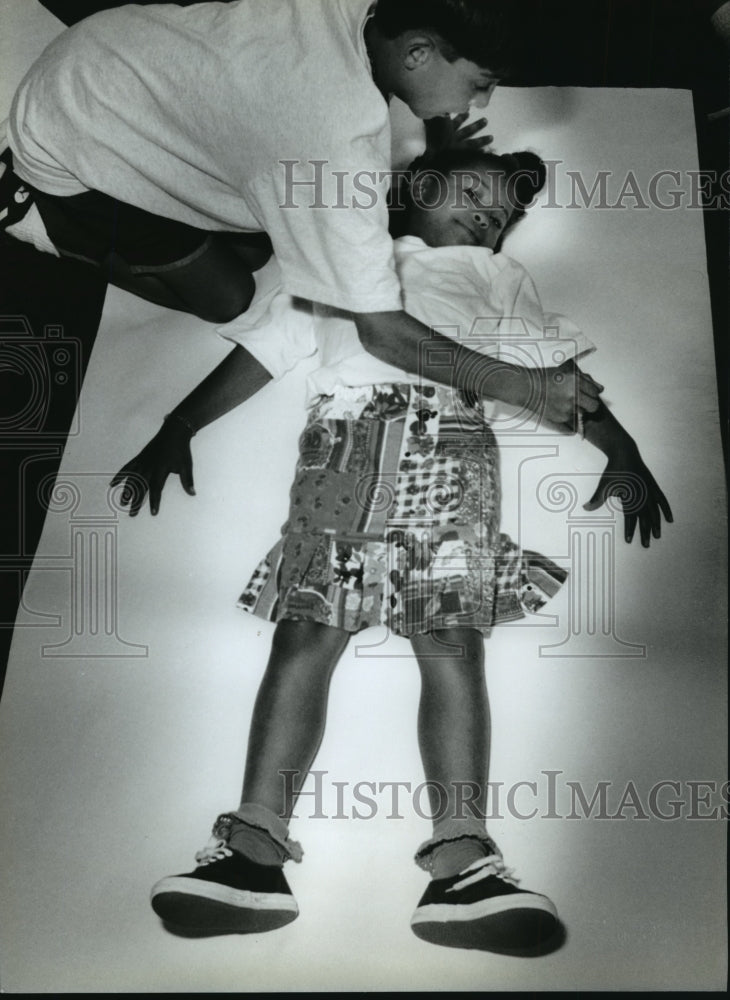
[218,235,595,412]
[8,0,402,315]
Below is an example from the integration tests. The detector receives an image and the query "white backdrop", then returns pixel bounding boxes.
[0,2,726,992]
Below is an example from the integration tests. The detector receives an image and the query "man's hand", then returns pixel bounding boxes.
[496,361,604,426]
[353,313,603,426]
[110,415,195,516]
[424,111,494,155]
[583,444,673,547]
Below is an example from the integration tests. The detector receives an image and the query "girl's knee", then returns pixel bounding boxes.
[411,627,483,658]
[412,629,485,681]
[271,618,350,659]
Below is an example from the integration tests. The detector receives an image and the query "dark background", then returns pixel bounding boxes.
[1,0,727,692]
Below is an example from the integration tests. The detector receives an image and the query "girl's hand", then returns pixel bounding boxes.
[110,415,196,517]
[583,445,673,547]
[424,111,494,155]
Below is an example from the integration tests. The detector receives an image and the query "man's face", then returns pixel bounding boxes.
[407,165,513,251]
[392,39,498,119]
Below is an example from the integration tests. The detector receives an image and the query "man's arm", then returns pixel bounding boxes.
[352,309,604,425]
[111,345,272,516]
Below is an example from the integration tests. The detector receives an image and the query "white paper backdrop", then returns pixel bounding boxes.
[0,2,726,992]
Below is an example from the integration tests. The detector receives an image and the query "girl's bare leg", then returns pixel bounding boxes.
[410,627,493,878]
[150,618,350,932]
[411,627,489,820]
[241,618,351,820]
[408,628,560,951]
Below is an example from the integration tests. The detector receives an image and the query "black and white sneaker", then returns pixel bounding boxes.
[150,815,298,934]
[411,852,559,952]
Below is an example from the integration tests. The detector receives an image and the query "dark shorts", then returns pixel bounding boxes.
[29,184,213,274]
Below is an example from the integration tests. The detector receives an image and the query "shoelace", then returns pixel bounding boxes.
[194,835,233,866]
[446,853,519,893]
[194,813,237,866]
[191,811,304,866]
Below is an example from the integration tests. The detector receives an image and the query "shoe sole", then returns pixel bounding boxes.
[411,893,558,951]
[150,876,298,934]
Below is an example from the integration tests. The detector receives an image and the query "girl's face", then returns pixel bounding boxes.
[407,165,514,251]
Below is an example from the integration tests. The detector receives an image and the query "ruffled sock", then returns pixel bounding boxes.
[227,802,304,866]
[428,835,491,880]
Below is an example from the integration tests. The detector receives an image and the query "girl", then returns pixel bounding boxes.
[114,148,671,953]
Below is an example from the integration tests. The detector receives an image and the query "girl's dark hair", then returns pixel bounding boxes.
[372,0,527,77]
[390,147,547,249]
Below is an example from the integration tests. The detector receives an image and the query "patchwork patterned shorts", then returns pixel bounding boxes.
[238,384,566,637]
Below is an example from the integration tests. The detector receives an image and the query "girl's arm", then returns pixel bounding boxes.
[580,398,673,547]
[111,345,272,516]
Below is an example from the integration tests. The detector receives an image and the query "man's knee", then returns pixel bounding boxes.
[164,264,256,323]
[201,280,255,323]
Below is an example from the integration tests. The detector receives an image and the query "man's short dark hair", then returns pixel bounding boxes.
[372,0,526,76]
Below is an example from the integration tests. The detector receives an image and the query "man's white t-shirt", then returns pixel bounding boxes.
[219,236,595,411]
[8,0,402,314]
